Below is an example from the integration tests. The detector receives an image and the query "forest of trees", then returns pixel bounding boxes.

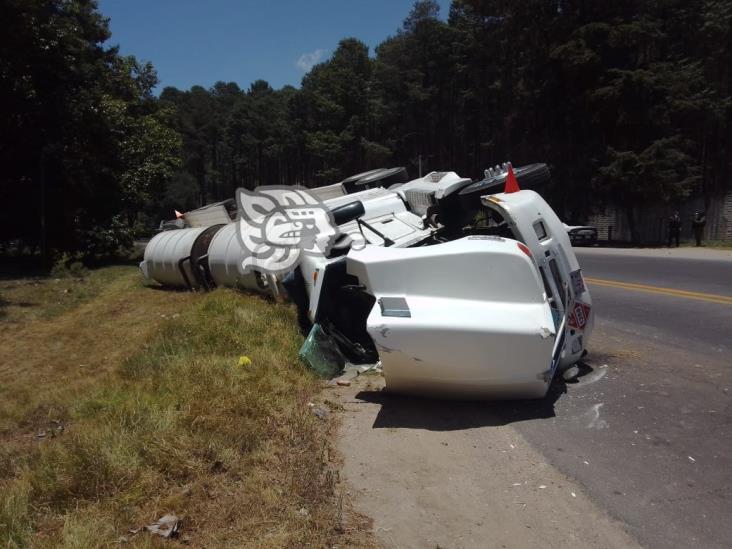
[2,0,731,256]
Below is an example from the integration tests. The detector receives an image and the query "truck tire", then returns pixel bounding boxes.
[458,163,551,210]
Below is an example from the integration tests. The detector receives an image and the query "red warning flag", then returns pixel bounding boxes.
[504,164,520,194]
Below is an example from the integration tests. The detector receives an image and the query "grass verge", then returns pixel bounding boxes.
[0,266,128,324]
[679,239,732,250]
[0,267,372,547]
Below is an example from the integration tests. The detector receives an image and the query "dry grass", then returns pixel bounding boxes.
[680,239,732,250]
[0,267,124,324]
[0,267,374,547]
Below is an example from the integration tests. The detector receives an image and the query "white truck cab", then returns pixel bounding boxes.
[298,175,593,398]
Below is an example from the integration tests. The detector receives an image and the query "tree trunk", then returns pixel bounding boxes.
[626,206,640,244]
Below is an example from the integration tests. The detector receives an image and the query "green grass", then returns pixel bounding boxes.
[0,266,129,323]
[679,239,732,250]
[0,267,372,547]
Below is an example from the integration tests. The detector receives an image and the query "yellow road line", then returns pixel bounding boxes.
[585,277,732,305]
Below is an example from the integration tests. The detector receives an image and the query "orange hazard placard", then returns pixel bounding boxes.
[568,302,591,330]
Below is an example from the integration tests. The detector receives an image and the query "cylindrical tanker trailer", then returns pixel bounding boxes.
[206,223,267,292]
[140,223,281,297]
[139,225,224,290]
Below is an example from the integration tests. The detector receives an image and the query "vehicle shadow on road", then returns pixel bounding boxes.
[355,364,597,431]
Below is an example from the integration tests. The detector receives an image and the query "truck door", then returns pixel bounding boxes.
[481,190,593,368]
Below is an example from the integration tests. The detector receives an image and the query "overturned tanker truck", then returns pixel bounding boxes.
[140,163,593,399]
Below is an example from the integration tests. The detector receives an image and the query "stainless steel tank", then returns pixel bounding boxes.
[207,223,265,291]
[140,227,212,289]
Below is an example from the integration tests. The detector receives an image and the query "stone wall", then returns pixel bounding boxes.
[722,192,732,240]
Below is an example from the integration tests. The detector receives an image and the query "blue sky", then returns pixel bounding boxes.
[98,0,452,92]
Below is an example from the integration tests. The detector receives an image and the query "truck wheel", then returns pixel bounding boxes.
[458,163,551,210]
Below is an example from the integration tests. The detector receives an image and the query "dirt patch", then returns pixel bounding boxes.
[330,374,640,548]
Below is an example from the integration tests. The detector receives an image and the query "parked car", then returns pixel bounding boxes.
[564,224,598,246]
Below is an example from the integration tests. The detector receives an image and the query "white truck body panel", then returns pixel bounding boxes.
[307,182,346,201]
[326,189,432,248]
[347,237,557,398]
[183,204,233,227]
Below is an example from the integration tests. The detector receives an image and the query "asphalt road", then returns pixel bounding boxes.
[514,248,732,549]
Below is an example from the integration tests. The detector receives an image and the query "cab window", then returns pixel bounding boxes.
[533,220,548,241]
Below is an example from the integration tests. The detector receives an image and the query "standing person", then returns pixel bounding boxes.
[692,211,706,247]
[668,211,681,247]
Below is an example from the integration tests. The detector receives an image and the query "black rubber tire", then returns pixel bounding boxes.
[342,167,409,193]
[457,163,551,210]
[341,168,386,185]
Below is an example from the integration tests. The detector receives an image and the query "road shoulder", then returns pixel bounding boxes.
[331,374,640,549]
[577,246,732,261]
